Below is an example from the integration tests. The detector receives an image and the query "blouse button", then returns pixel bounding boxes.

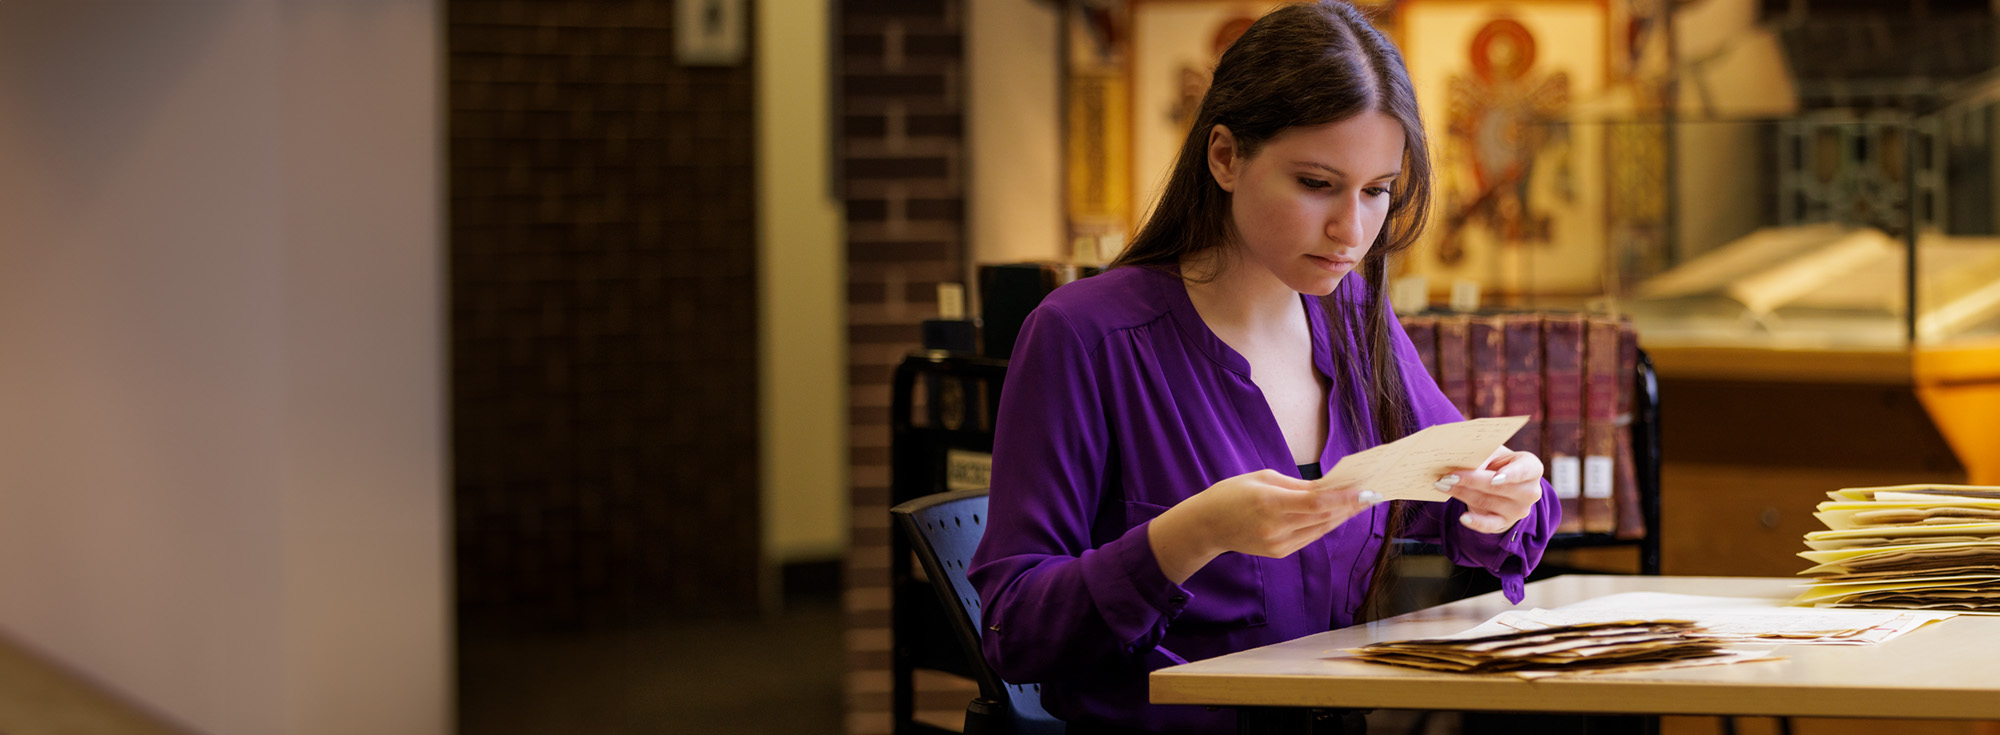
[1169,594,1187,606]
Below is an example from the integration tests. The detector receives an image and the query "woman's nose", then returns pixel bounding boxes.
[1325,193,1361,244]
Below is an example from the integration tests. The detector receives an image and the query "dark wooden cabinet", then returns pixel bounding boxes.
[1645,346,2000,735]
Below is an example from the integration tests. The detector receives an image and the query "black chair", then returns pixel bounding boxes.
[1632,348,1663,574]
[890,489,1066,735]
[889,353,1010,735]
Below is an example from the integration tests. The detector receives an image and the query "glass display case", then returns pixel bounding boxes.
[1368,7,2000,583]
[1399,106,2000,583]
[1443,104,2000,485]
[1434,109,2000,351]
[1066,2,2000,352]
[1359,2,2000,354]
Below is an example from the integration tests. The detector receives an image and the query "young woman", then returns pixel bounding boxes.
[967,2,1559,732]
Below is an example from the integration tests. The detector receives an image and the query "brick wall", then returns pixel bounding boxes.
[449,0,761,625]
[841,1,977,732]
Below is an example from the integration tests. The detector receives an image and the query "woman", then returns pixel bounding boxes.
[967,2,1559,732]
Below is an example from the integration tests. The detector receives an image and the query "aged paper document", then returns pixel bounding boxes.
[1310,416,1529,502]
[1798,484,2000,612]
[1346,618,1776,678]
[1504,592,1953,644]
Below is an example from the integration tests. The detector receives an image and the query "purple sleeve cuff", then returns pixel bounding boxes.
[1438,480,1555,605]
[1490,518,1532,604]
[1079,519,1191,646]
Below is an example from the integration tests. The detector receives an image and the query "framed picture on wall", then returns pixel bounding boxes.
[1066,0,1135,252]
[1126,1,1281,225]
[1396,0,1611,299]
[1119,1,1404,232]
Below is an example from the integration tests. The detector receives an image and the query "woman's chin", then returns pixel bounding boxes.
[1290,273,1346,297]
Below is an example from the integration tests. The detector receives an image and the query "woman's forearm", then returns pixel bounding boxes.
[1146,503,1224,585]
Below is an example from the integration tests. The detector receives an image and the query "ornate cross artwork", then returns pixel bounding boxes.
[1439,17,1572,265]
[1399,0,1609,298]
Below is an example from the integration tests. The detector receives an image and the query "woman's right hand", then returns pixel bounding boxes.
[1147,469,1380,585]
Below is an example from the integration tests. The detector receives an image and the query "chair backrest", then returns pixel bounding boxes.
[890,489,1065,735]
[1632,348,1663,574]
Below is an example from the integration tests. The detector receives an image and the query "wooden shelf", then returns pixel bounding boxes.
[1649,341,2000,485]
[1647,344,1914,384]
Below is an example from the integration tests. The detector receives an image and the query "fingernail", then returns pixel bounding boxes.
[1358,490,1382,505]
[1458,514,1484,531]
[1492,473,1509,485]
[1436,474,1461,486]
[1433,479,1457,493]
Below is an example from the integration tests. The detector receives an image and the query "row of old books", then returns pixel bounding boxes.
[1796,484,2000,612]
[1402,311,1644,538]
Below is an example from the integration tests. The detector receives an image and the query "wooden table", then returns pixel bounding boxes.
[1151,575,2000,733]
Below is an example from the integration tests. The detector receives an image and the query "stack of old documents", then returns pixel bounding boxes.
[1349,620,1735,676]
[1798,484,2000,612]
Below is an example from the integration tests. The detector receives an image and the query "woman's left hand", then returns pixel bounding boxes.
[1435,446,1545,535]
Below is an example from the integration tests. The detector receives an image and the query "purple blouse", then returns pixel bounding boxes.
[967,266,1557,733]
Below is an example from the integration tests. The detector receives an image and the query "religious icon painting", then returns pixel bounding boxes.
[1396,0,1611,299]
[1066,0,1135,243]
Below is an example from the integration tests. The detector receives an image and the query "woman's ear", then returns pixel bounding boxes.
[1207,124,1240,193]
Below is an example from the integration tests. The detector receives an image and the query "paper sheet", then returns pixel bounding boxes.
[1509,649,1780,679]
[1807,521,2000,541]
[1457,592,1955,645]
[1797,576,2000,603]
[1816,506,2000,530]
[1805,535,2000,552]
[1798,539,2000,565]
[1308,416,1529,502]
[1819,499,2000,512]
[1817,564,2000,582]
[1827,484,2000,503]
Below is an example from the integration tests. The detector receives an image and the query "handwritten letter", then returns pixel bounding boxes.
[1310,416,1529,502]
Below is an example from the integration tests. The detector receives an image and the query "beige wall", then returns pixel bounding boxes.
[0,2,445,734]
[759,1,850,564]
[967,0,1064,267]
[754,0,1063,566]
[1673,0,1794,257]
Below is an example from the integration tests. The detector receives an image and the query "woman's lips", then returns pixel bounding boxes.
[1309,254,1356,271]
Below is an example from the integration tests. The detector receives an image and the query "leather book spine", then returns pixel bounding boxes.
[1501,313,1542,458]
[1402,313,1440,387]
[1435,314,1472,420]
[1468,315,1506,419]
[1582,316,1621,534]
[1542,313,1585,534]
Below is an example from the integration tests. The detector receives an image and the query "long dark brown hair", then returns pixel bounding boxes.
[1109,0,1435,623]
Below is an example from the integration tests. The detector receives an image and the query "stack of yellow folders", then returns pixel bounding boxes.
[1349,620,1731,676]
[1798,484,2000,612]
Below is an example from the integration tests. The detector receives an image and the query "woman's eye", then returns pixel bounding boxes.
[1364,186,1391,197]
[1298,177,1331,190]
